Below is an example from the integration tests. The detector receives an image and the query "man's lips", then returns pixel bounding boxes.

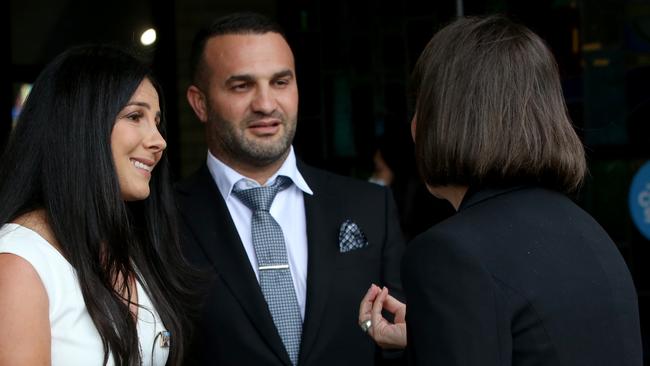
[247,119,282,135]
[248,118,282,127]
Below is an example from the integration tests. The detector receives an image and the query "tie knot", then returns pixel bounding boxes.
[233,175,292,212]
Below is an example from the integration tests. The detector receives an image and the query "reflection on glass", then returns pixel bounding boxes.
[12,83,32,129]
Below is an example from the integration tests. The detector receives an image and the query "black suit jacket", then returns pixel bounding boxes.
[402,186,643,366]
[176,162,405,365]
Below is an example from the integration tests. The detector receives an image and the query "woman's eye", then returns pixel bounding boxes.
[126,113,143,122]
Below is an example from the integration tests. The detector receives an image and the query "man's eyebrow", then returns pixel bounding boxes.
[272,69,294,79]
[225,74,255,84]
[225,70,294,84]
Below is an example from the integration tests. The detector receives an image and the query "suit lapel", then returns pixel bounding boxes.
[178,166,293,366]
[298,166,339,363]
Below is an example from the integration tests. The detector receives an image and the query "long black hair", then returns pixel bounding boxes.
[0,45,194,365]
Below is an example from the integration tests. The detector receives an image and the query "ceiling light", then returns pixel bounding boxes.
[140,28,157,46]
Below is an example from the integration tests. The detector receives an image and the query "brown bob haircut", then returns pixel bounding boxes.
[412,15,586,194]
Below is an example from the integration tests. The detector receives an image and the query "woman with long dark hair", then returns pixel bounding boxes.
[0,45,194,365]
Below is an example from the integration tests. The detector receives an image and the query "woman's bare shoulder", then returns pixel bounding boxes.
[0,252,51,365]
[11,209,60,251]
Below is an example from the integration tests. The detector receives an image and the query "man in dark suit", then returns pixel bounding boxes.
[177,12,404,366]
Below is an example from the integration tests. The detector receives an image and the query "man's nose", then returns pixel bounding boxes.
[250,86,278,115]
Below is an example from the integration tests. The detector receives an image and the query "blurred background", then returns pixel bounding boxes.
[5,0,650,362]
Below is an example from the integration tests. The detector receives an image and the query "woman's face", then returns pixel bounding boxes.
[111,78,166,201]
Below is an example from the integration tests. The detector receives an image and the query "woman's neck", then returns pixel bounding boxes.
[426,185,469,211]
[12,209,61,250]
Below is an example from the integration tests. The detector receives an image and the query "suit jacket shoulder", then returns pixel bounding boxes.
[402,186,642,366]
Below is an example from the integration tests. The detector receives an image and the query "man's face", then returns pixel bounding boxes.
[197,32,298,169]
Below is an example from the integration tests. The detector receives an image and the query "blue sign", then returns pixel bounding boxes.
[629,161,650,240]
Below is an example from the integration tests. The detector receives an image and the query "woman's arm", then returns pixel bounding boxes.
[0,253,50,366]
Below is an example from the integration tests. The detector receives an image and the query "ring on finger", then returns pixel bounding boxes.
[360,319,372,333]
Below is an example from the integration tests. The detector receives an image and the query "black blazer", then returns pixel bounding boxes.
[402,186,643,366]
[176,162,405,366]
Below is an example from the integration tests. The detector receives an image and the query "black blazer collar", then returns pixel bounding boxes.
[458,185,529,211]
[294,162,340,364]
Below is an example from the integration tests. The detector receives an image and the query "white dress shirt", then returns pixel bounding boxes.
[206,147,313,319]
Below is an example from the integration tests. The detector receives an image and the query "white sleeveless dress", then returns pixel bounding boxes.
[0,223,169,366]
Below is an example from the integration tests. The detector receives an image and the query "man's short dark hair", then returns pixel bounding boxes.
[189,12,287,86]
[412,15,586,193]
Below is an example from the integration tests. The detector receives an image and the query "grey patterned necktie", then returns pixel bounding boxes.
[232,175,302,365]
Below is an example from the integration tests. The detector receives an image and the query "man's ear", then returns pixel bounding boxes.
[187,85,208,123]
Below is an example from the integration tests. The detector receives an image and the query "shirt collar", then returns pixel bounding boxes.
[206,146,313,201]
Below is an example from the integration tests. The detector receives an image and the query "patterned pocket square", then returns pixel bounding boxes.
[339,219,369,253]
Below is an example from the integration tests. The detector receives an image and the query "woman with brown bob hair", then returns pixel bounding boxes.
[358,15,643,365]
